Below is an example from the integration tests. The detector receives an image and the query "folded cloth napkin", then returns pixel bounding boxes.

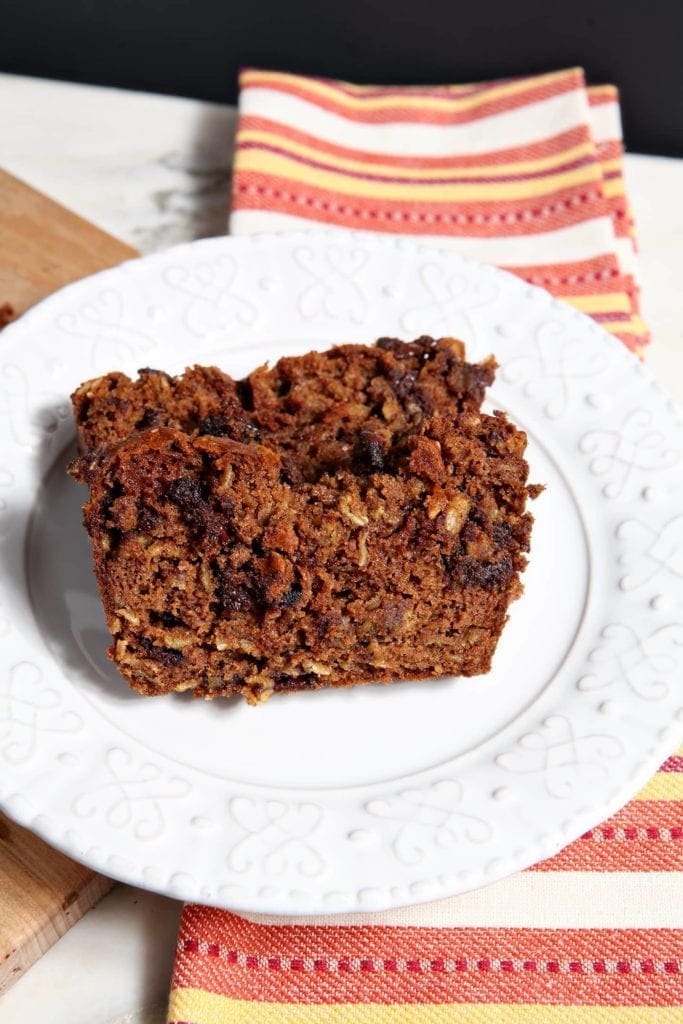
[230,66,647,353]
[167,69,681,1024]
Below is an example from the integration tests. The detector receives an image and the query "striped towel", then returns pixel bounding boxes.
[167,69,681,1024]
[229,67,647,353]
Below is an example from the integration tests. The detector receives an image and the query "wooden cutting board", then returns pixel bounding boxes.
[0,169,138,995]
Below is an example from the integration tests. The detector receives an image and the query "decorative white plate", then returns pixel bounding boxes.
[1,231,682,915]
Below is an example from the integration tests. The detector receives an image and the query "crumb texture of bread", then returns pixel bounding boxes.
[0,302,15,329]
[69,337,537,704]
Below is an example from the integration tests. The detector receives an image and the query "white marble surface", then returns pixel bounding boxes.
[0,72,681,1024]
[0,73,236,252]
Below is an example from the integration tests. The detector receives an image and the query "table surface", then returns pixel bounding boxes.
[0,71,681,1024]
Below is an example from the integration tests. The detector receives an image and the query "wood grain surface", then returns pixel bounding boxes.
[0,817,114,993]
[0,168,139,995]
[0,168,136,319]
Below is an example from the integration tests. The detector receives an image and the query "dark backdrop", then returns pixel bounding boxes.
[2,0,682,155]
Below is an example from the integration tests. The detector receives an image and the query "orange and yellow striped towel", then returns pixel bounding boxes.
[167,69,681,1024]
[230,66,647,353]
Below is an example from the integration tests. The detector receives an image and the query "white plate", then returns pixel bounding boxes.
[1,230,682,915]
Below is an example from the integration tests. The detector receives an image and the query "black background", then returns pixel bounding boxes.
[2,0,682,155]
